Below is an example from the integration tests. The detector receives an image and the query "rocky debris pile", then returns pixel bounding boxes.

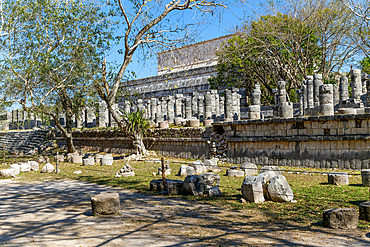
[115,164,135,177]
[0,160,39,178]
[36,140,57,153]
[158,164,171,176]
[0,130,48,155]
[208,132,227,163]
[241,166,294,203]
[183,173,221,196]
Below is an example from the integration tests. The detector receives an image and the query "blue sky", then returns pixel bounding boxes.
[108,1,260,80]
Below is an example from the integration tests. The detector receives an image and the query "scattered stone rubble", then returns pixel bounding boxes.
[0,160,40,178]
[208,132,227,163]
[241,166,294,203]
[115,164,135,177]
[158,164,171,176]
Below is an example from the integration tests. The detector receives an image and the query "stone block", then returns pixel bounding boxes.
[101,156,113,166]
[41,163,55,173]
[177,165,195,177]
[361,169,370,187]
[204,158,217,167]
[0,168,16,177]
[240,162,258,175]
[83,157,95,166]
[19,162,31,173]
[267,175,294,202]
[72,154,83,164]
[259,166,282,175]
[28,161,39,171]
[328,172,349,186]
[55,154,65,162]
[359,202,370,221]
[206,187,222,196]
[9,164,20,175]
[91,192,120,216]
[201,173,220,189]
[323,208,358,229]
[241,181,265,203]
[226,169,244,177]
[183,175,206,196]
[150,179,184,195]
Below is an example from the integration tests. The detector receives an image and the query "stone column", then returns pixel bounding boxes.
[191,92,198,119]
[137,99,144,112]
[319,84,334,116]
[224,89,233,121]
[351,69,362,101]
[175,94,182,118]
[204,92,212,120]
[302,81,307,112]
[297,89,303,116]
[211,90,217,120]
[306,75,314,109]
[219,96,225,119]
[251,83,261,106]
[160,97,167,121]
[197,95,204,122]
[333,85,339,106]
[313,74,323,107]
[181,98,186,119]
[167,96,174,124]
[97,101,108,128]
[232,88,239,120]
[249,83,261,120]
[185,96,192,119]
[150,98,157,121]
[278,81,293,118]
[155,100,163,122]
[75,112,83,128]
[215,93,220,120]
[367,79,370,107]
[339,77,349,101]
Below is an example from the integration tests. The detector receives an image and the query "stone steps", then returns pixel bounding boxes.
[0,130,48,153]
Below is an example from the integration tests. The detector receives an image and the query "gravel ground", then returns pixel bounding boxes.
[1,179,370,246]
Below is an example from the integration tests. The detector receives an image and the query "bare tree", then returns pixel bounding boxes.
[94,0,226,155]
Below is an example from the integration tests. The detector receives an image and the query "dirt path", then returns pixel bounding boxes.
[0,179,369,246]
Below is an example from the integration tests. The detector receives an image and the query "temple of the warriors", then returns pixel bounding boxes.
[2,36,370,170]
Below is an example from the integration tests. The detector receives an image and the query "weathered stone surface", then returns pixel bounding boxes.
[183,175,206,196]
[159,121,169,129]
[116,164,135,177]
[267,175,294,202]
[177,165,195,177]
[226,169,245,177]
[19,162,31,173]
[28,161,39,171]
[328,172,349,186]
[207,166,222,173]
[323,208,358,229]
[41,163,55,173]
[255,171,277,198]
[9,164,20,175]
[189,163,206,175]
[259,166,282,175]
[0,168,16,177]
[200,173,220,189]
[187,119,200,127]
[72,154,83,164]
[150,179,184,195]
[359,201,370,221]
[95,154,104,164]
[206,187,222,197]
[204,158,217,167]
[241,163,258,175]
[91,192,120,216]
[83,157,95,166]
[192,160,204,166]
[361,169,370,187]
[101,156,113,166]
[243,175,257,184]
[241,181,265,203]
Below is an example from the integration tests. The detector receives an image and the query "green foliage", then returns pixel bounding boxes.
[210,14,321,104]
[124,110,150,136]
[360,57,370,75]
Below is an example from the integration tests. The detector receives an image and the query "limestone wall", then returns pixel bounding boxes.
[56,137,209,160]
[214,114,370,169]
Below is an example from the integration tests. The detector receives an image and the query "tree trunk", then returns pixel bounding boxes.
[65,133,76,153]
[131,132,146,155]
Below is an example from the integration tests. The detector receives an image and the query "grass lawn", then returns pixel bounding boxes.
[1,152,369,230]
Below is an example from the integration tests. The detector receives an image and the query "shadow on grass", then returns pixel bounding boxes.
[349,183,365,187]
[349,200,367,206]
